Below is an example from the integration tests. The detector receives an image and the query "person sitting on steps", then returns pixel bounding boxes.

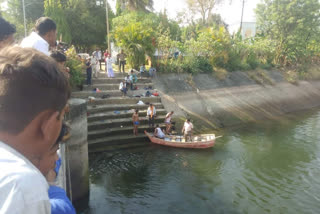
[119,80,127,97]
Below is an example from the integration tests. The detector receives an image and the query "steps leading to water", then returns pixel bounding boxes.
[72,71,165,152]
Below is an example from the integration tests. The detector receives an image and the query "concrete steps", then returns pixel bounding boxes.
[87,97,161,105]
[88,102,164,114]
[88,124,166,140]
[92,77,152,84]
[88,109,167,122]
[88,115,166,131]
[78,74,166,152]
[83,83,153,91]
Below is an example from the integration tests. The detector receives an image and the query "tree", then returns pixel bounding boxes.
[256,0,320,65]
[186,0,222,25]
[112,12,156,68]
[117,0,153,12]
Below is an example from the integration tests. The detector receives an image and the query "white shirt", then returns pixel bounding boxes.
[147,106,156,116]
[183,122,193,132]
[165,113,172,123]
[155,127,165,138]
[21,32,50,55]
[119,82,126,90]
[106,57,114,69]
[0,141,51,214]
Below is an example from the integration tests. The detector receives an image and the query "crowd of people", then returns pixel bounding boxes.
[0,16,75,214]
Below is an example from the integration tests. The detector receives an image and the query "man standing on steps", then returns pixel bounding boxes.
[21,17,57,56]
[147,104,156,128]
[117,50,126,74]
[132,109,140,136]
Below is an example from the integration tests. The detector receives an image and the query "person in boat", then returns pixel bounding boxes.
[164,111,174,134]
[154,124,165,139]
[132,109,139,136]
[147,103,157,128]
[182,119,193,142]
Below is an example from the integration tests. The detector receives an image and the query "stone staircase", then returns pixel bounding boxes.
[72,72,166,152]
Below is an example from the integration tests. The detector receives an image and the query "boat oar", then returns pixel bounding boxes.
[214,135,223,140]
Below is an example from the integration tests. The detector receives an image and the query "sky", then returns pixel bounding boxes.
[109,0,262,32]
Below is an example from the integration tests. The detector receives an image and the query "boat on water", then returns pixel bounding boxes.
[144,131,216,149]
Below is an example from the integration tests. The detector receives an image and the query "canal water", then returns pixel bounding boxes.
[86,110,320,214]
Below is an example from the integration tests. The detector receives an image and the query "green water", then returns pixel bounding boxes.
[87,110,320,214]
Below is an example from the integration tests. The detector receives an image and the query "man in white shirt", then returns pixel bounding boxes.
[182,119,194,142]
[21,17,57,56]
[147,103,157,128]
[0,46,70,214]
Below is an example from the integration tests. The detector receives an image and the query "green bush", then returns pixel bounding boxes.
[65,46,84,87]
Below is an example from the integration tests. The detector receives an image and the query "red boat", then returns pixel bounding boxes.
[144,131,216,149]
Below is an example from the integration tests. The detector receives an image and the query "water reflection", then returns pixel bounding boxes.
[87,110,320,214]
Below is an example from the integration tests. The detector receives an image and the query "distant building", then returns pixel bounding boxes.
[241,22,256,39]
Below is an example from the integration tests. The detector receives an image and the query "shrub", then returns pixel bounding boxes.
[65,46,84,87]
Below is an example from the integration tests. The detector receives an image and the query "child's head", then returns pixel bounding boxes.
[135,109,139,114]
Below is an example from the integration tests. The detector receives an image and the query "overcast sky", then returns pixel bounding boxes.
[109,0,261,32]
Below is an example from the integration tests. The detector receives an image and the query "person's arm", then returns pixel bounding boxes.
[49,186,76,214]
[147,108,150,116]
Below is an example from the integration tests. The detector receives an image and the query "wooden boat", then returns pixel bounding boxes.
[144,131,216,149]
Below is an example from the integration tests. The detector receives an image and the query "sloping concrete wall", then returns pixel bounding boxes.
[153,72,320,130]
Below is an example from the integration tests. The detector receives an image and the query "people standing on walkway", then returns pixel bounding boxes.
[86,57,92,85]
[119,81,127,97]
[91,52,99,78]
[140,64,146,78]
[93,48,102,70]
[0,46,70,214]
[0,17,16,49]
[182,119,193,142]
[147,104,157,128]
[106,55,115,78]
[104,49,110,72]
[117,50,126,74]
[132,109,140,136]
[21,17,57,56]
[165,111,174,134]
[154,124,165,139]
[149,64,157,78]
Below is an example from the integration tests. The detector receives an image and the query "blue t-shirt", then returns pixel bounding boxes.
[49,186,76,214]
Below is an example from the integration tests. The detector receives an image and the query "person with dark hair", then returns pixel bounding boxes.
[21,17,57,55]
[0,17,16,49]
[50,50,67,63]
[147,103,156,128]
[154,124,165,139]
[86,57,92,85]
[50,50,70,78]
[132,109,139,136]
[165,111,174,134]
[0,46,70,213]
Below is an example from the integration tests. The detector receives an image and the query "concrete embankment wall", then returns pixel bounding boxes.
[153,71,320,130]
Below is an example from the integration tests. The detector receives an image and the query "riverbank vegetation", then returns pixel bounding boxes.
[1,0,320,81]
